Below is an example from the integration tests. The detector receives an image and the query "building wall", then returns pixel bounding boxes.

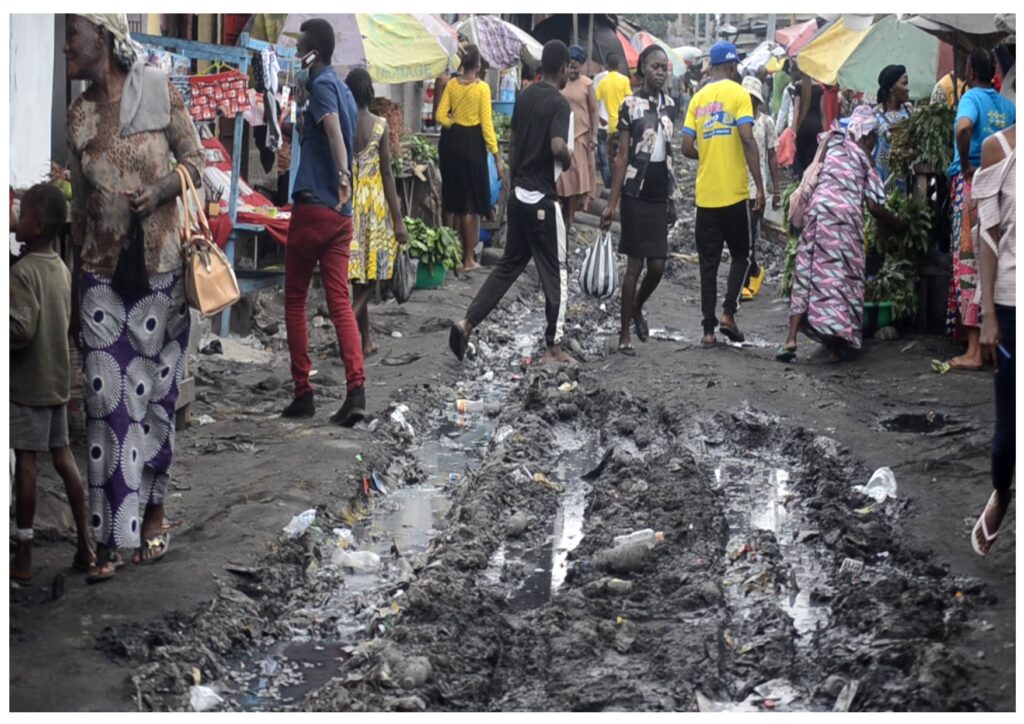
[9,14,55,189]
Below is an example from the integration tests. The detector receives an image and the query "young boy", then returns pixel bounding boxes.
[741,75,782,300]
[10,183,93,584]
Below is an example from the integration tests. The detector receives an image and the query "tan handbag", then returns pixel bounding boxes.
[176,166,240,316]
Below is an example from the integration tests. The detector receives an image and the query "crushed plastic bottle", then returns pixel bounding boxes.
[454,399,501,416]
[189,685,224,712]
[331,548,381,573]
[613,528,664,549]
[282,509,317,539]
[852,467,897,503]
[391,405,415,437]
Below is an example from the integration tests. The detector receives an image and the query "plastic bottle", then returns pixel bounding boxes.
[593,542,651,574]
[455,399,501,416]
[282,509,317,539]
[612,528,664,549]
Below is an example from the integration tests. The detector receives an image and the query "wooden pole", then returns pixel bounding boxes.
[573,14,579,47]
[588,14,595,73]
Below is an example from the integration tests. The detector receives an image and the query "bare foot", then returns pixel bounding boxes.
[949,354,983,370]
[543,346,578,366]
[363,342,378,357]
[10,543,31,582]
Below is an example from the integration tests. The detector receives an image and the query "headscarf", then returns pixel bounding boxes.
[79,14,143,69]
[876,64,906,105]
[847,104,879,141]
[569,45,587,64]
[79,14,169,136]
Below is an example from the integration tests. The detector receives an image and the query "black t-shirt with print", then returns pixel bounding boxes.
[510,80,571,199]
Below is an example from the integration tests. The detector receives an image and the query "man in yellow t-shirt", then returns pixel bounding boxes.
[682,41,764,349]
[596,52,632,180]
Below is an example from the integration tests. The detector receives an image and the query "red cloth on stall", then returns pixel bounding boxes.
[201,137,292,248]
[823,86,840,128]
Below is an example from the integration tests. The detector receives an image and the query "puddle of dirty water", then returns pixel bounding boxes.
[880,412,951,434]
[232,640,347,710]
[711,457,830,640]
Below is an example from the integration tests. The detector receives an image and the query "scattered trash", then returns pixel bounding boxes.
[330,548,381,573]
[382,354,421,366]
[370,471,389,496]
[391,330,404,338]
[900,342,916,354]
[557,381,578,393]
[390,405,415,437]
[832,680,859,712]
[853,467,897,502]
[612,528,663,549]
[493,426,514,443]
[200,339,223,355]
[454,399,501,416]
[282,508,317,539]
[196,414,216,426]
[396,656,432,690]
[931,359,951,374]
[448,472,461,484]
[188,685,223,712]
[593,541,651,574]
[312,315,330,328]
[332,528,355,548]
[839,558,864,577]
[532,472,565,493]
[506,510,530,538]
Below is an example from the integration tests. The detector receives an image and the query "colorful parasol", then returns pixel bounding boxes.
[776,18,820,58]
[797,15,943,98]
[273,14,458,84]
[455,15,543,69]
[630,31,686,77]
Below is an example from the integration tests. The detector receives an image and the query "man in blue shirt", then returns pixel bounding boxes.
[283,17,366,426]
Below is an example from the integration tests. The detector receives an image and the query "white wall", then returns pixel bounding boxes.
[9,14,55,189]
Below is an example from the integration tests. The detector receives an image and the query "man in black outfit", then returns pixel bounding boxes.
[449,40,575,365]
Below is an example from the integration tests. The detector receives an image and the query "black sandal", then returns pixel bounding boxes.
[618,343,637,356]
[448,324,469,362]
[87,549,124,584]
[719,320,745,343]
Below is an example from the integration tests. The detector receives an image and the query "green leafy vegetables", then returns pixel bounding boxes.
[404,217,462,271]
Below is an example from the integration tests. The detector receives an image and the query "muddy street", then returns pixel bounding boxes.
[9,161,1014,713]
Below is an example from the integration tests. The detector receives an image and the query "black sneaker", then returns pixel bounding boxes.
[330,386,366,427]
[282,392,315,418]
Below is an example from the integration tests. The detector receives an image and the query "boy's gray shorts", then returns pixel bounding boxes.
[9,402,70,452]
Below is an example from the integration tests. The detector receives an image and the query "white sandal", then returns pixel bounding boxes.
[971,492,1000,556]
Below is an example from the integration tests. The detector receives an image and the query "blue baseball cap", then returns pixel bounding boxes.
[710,41,739,66]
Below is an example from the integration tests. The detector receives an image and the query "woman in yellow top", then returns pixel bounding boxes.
[436,45,504,272]
[345,68,408,357]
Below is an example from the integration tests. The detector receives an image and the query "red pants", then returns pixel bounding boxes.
[285,205,365,395]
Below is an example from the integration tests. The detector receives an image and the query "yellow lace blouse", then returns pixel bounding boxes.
[436,78,499,155]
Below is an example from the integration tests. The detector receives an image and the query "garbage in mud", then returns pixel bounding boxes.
[454,399,500,416]
[188,685,223,712]
[330,549,381,573]
[532,472,565,493]
[390,405,415,438]
[506,510,531,538]
[557,381,578,393]
[833,680,860,712]
[592,541,652,574]
[282,509,317,539]
[612,528,663,549]
[200,339,223,355]
[853,467,897,502]
[370,471,388,496]
[332,528,355,548]
[839,557,865,577]
[931,359,951,374]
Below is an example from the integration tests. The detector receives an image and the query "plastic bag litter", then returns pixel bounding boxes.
[391,405,415,437]
[392,251,416,304]
[331,548,381,573]
[189,685,223,712]
[579,231,619,299]
[282,508,317,538]
[332,528,355,548]
[852,467,897,503]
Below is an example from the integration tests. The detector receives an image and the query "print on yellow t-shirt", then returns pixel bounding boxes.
[683,79,754,209]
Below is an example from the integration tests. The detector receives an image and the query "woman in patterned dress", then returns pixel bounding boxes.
[776,106,903,363]
[65,14,204,581]
[873,65,915,188]
[345,68,408,357]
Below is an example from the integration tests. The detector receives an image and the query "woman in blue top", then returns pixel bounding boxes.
[873,65,914,188]
[947,48,1016,370]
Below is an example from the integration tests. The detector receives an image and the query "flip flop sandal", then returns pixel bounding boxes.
[71,555,97,573]
[134,533,171,566]
[971,492,1001,556]
[633,312,650,343]
[86,551,124,584]
[719,322,745,343]
[775,346,797,363]
[448,324,469,362]
[949,360,984,371]
[618,344,637,356]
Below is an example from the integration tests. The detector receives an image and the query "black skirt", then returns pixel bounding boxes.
[440,123,491,215]
[619,162,668,260]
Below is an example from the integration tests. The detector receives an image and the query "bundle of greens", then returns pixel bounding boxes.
[867,191,933,259]
[405,133,439,164]
[866,256,918,321]
[493,113,512,143]
[404,217,462,271]
[779,182,800,298]
[887,104,956,178]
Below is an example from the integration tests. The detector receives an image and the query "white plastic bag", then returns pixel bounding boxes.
[331,548,381,573]
[579,231,619,299]
[852,467,897,503]
[282,508,317,538]
[189,685,224,712]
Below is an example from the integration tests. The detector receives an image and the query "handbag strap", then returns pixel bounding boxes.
[176,165,212,245]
